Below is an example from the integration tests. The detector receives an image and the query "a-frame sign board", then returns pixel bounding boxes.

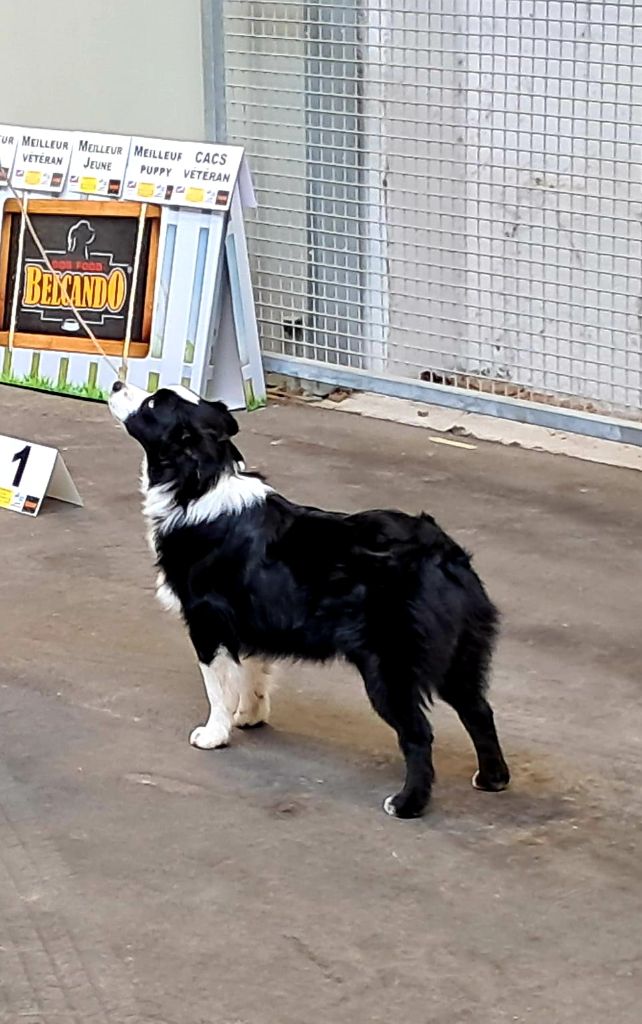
[0,125,266,410]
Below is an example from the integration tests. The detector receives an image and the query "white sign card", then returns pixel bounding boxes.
[10,127,74,194]
[68,131,131,198]
[0,124,19,187]
[122,137,244,211]
[0,434,83,516]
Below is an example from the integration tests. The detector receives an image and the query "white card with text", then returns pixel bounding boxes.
[10,127,74,194]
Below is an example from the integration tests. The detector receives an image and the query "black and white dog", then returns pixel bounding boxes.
[109,381,510,818]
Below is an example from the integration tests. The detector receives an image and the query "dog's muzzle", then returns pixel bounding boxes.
[108,380,149,422]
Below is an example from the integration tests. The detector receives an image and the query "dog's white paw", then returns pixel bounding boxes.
[383,795,398,817]
[471,769,510,792]
[189,723,230,749]
[233,692,271,728]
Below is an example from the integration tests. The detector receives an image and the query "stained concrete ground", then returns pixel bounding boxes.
[1,383,641,1024]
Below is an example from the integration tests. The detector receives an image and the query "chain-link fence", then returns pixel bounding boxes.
[222,1,642,423]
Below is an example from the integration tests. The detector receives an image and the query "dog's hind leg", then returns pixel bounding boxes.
[358,656,435,819]
[189,648,242,750]
[437,634,510,792]
[233,659,274,728]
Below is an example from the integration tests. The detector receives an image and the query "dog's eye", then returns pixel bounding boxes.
[147,398,155,409]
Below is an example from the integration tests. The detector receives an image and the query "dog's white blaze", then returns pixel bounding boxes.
[109,382,199,424]
[109,382,148,421]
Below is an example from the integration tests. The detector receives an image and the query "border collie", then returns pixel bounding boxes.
[109,381,510,818]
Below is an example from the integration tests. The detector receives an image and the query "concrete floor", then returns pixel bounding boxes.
[1,384,641,1024]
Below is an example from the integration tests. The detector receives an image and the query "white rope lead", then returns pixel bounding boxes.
[121,201,147,380]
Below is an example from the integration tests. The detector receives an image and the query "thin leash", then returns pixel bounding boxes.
[5,183,147,384]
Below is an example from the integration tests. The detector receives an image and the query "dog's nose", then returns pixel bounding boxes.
[112,380,125,393]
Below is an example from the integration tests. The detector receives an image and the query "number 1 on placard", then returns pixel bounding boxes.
[11,445,31,487]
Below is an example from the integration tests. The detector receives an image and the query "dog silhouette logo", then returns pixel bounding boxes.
[66,220,96,261]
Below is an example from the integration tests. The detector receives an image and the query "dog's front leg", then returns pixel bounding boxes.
[185,600,243,750]
[189,647,242,749]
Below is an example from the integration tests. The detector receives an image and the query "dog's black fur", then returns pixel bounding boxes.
[113,383,510,817]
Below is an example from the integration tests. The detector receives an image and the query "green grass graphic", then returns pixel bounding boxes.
[245,394,267,411]
[243,377,266,411]
[0,369,108,402]
[1,368,265,408]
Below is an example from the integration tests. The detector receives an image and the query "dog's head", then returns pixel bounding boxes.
[109,381,242,495]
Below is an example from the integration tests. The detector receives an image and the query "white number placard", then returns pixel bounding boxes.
[0,434,82,516]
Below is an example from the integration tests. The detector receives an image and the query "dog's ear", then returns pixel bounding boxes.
[199,399,239,440]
